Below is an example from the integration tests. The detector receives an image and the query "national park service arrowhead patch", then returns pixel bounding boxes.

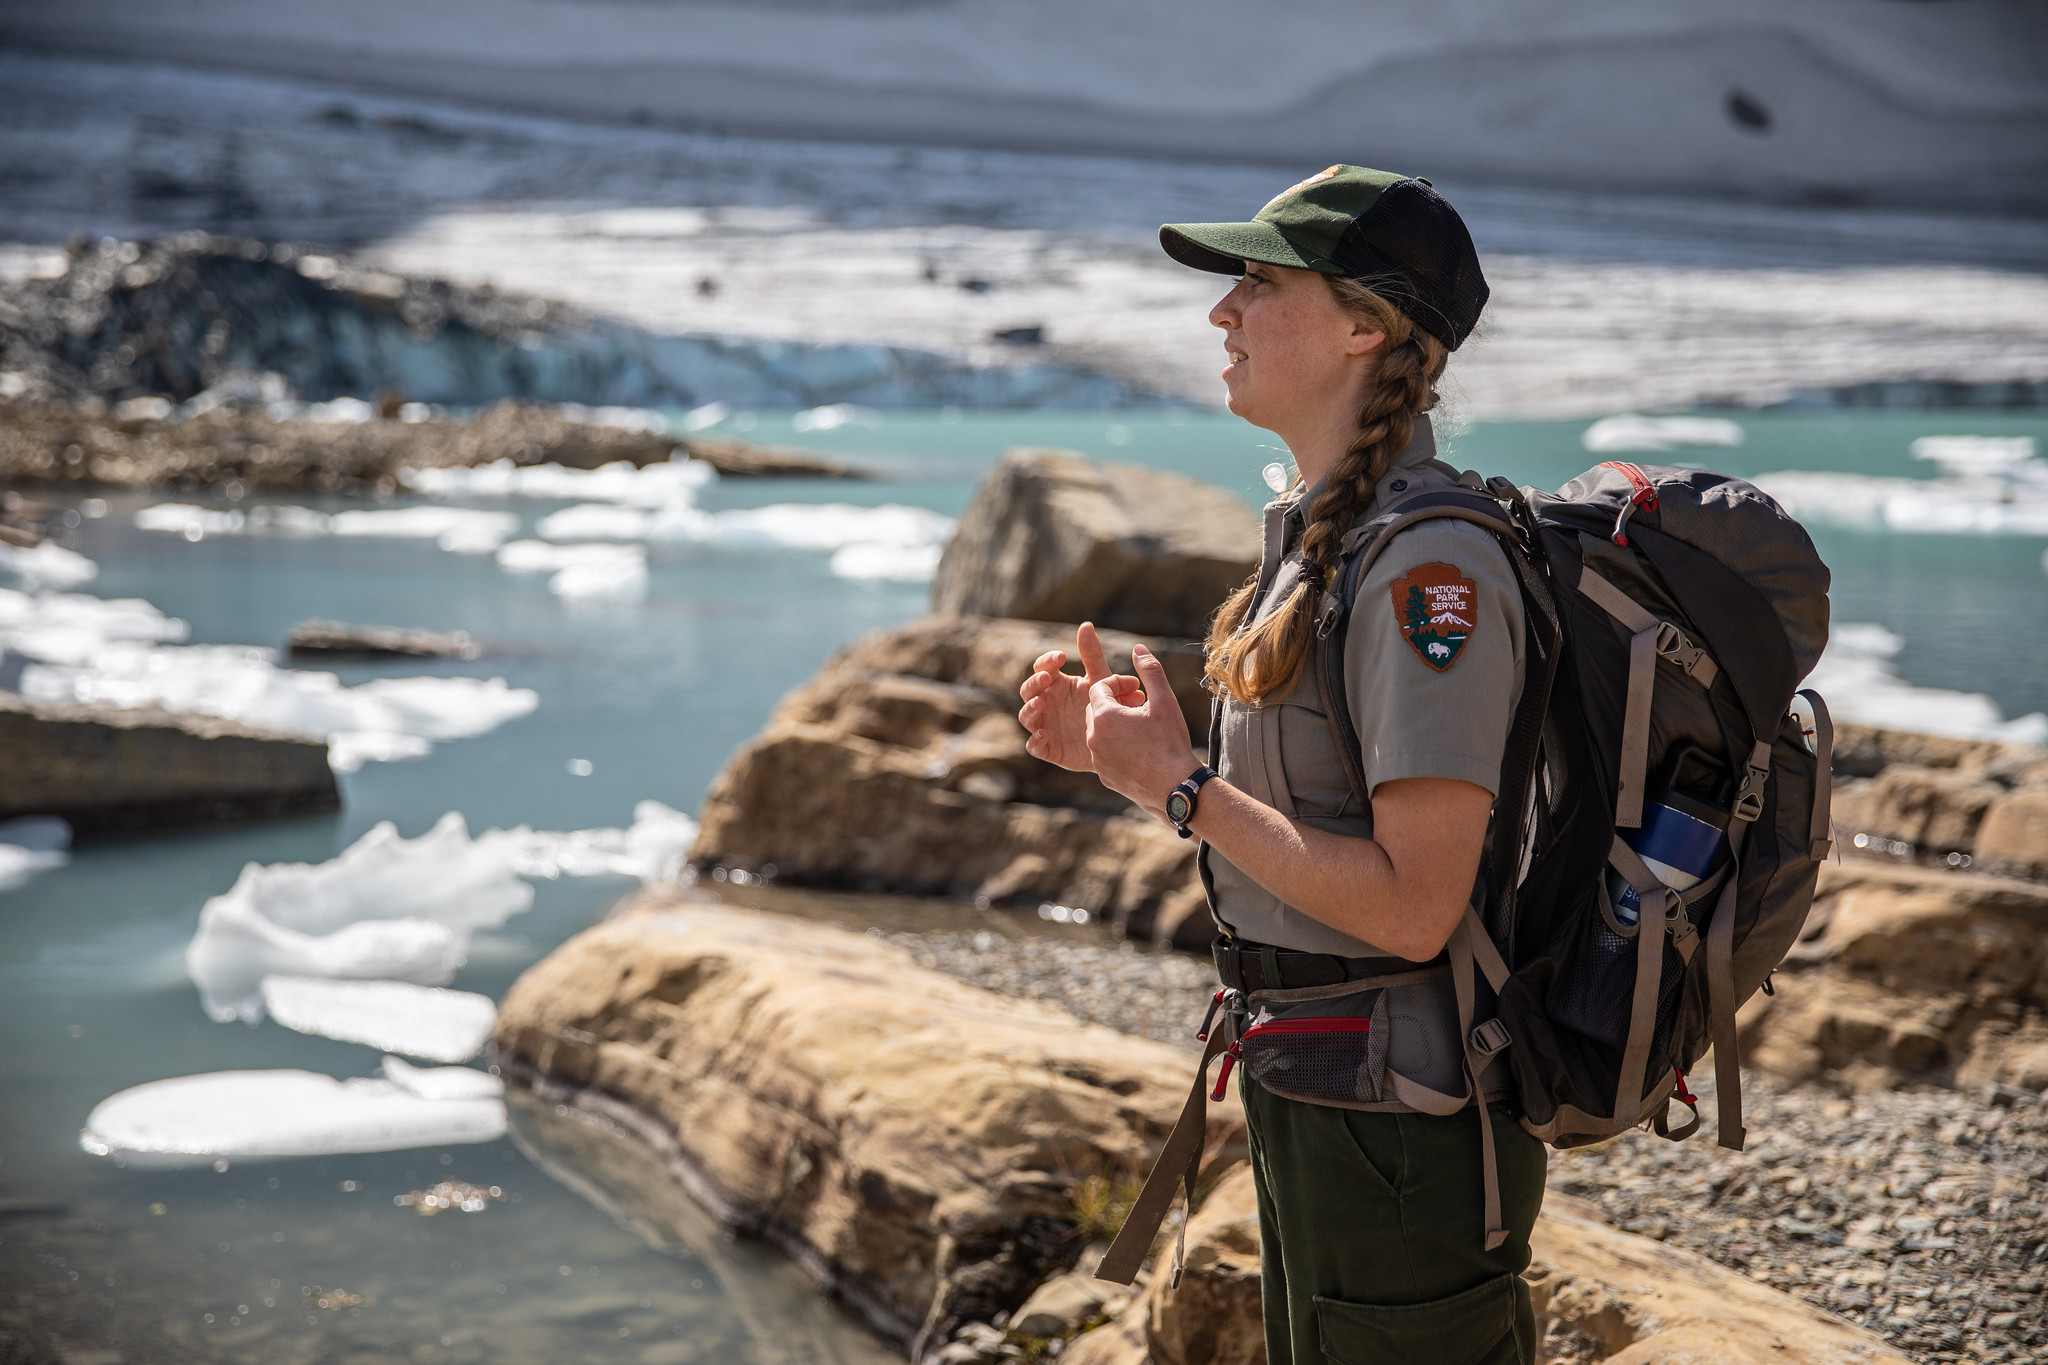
[1389,561,1477,672]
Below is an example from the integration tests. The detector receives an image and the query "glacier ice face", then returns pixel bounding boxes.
[79,1063,506,1167]
[260,977,498,1063]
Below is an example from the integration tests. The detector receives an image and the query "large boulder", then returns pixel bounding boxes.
[931,450,1257,640]
[1066,1165,1908,1365]
[1976,789,2048,881]
[0,692,338,834]
[1740,860,2048,1091]
[1826,725,2048,877]
[687,615,1218,948]
[493,897,1247,1361]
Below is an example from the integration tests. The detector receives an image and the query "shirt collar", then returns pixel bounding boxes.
[1264,412,1439,528]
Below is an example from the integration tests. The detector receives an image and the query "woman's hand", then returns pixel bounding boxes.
[1084,639,1197,822]
[1017,621,1132,774]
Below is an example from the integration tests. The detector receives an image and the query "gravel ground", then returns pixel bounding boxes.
[880,917,2045,1364]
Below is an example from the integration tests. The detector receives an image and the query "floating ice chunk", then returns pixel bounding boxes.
[1909,435,2036,475]
[134,503,333,539]
[0,815,70,893]
[1582,415,1744,454]
[380,1055,503,1101]
[0,541,97,590]
[496,540,648,600]
[1753,470,2048,535]
[327,731,434,773]
[650,501,954,554]
[792,403,880,433]
[680,401,730,432]
[299,397,378,423]
[479,800,700,884]
[186,811,537,1021]
[402,456,710,507]
[831,541,944,582]
[1804,622,2048,744]
[327,507,521,552]
[536,503,651,541]
[79,1067,506,1167]
[0,587,189,667]
[261,977,497,1063]
[551,556,648,602]
[19,643,536,768]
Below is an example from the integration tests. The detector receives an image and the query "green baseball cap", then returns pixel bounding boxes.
[1160,163,1490,351]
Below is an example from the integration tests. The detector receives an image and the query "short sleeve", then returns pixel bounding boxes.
[1342,520,1526,798]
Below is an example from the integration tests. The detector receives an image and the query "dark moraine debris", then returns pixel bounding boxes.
[0,693,338,835]
[0,397,871,495]
[286,620,482,662]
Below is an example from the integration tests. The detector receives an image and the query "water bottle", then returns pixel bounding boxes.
[1607,790,1731,926]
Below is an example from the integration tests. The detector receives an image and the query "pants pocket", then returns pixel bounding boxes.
[1313,1271,1531,1365]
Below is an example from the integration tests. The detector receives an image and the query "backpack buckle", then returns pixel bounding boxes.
[1469,1018,1511,1061]
[1314,591,1344,640]
[1733,764,1770,822]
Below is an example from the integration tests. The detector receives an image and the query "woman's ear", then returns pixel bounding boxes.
[1345,322,1387,356]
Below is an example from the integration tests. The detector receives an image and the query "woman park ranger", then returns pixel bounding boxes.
[1015,166,1546,1363]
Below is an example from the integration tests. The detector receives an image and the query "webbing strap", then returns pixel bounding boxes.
[1800,688,1836,859]
[1611,845,1675,1122]
[1706,785,1762,1152]
[1451,909,1508,1249]
[1093,1024,1231,1286]
[1616,624,1656,830]
[1576,565,1657,633]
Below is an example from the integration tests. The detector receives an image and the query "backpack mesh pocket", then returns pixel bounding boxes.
[1238,987,1391,1107]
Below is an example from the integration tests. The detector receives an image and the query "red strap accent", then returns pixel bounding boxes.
[1673,1068,1697,1108]
[1600,460,1660,509]
[1210,1045,1239,1101]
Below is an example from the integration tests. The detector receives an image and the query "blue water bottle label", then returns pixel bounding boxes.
[1607,796,1729,926]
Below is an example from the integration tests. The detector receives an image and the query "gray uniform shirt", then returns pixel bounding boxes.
[1196,413,1528,957]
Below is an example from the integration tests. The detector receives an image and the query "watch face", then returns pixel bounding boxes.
[1166,792,1191,824]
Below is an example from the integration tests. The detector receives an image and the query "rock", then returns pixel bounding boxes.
[1829,765,2004,854]
[1008,1271,1121,1340]
[930,450,1257,640]
[1829,723,2019,780]
[1068,1167,1906,1365]
[0,395,867,495]
[1977,789,2048,880]
[686,615,1217,948]
[675,433,874,481]
[286,620,481,662]
[1740,860,2048,1090]
[492,898,1247,1360]
[0,692,338,834]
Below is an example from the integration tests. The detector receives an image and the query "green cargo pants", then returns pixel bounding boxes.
[1242,1072,1549,1364]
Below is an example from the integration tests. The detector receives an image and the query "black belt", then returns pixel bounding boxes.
[1211,935,1419,993]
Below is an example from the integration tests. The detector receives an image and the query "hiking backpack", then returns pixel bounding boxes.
[1315,459,1836,1159]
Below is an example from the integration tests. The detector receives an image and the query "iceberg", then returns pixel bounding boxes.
[1805,623,2048,745]
[494,540,648,601]
[0,815,71,893]
[79,1061,505,1167]
[260,977,497,1063]
[402,455,713,508]
[535,503,653,541]
[0,541,98,591]
[647,500,954,554]
[137,502,519,552]
[185,811,537,1021]
[186,803,699,1020]
[1582,415,1744,454]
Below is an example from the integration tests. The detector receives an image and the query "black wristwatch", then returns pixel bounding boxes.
[1165,764,1218,839]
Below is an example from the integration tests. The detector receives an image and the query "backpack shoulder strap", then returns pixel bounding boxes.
[1313,485,1563,951]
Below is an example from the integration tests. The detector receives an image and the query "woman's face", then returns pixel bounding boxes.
[1209,261,1382,432]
